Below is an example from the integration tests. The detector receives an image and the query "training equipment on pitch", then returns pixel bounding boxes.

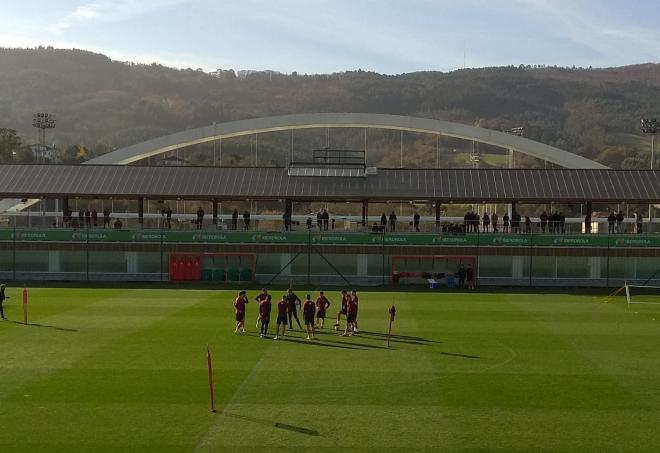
[391,255,477,287]
[625,284,660,305]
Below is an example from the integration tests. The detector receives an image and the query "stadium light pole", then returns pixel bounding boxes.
[641,118,659,170]
[503,127,523,217]
[32,112,56,162]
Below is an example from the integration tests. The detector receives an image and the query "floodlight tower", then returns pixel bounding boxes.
[641,118,659,169]
[32,112,56,146]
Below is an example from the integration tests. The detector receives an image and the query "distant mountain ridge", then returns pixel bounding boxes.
[0,47,659,168]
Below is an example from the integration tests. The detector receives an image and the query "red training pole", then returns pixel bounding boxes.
[22,288,28,325]
[206,346,217,413]
[387,304,396,348]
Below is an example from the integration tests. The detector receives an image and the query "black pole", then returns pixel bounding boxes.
[160,222,164,281]
[12,218,16,281]
[307,229,311,285]
[381,231,386,285]
[86,223,90,281]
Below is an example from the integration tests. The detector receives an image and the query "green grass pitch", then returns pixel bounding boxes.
[1,287,659,452]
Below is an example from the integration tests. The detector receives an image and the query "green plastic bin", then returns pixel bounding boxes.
[226,267,239,281]
[240,267,252,282]
[213,269,225,282]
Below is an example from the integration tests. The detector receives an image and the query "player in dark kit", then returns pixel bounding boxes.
[258,294,272,338]
[342,290,359,336]
[315,291,331,329]
[334,289,349,330]
[303,294,316,340]
[351,289,360,333]
[233,290,248,333]
[255,288,269,330]
[285,288,302,330]
[274,296,288,340]
[0,284,8,320]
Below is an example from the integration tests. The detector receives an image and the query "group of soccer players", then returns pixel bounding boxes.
[233,287,360,340]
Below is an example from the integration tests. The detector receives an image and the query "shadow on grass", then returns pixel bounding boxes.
[358,330,441,344]
[440,351,480,359]
[3,319,78,332]
[224,412,319,436]
[279,336,364,350]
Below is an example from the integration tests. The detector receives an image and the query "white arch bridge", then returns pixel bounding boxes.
[88,113,607,169]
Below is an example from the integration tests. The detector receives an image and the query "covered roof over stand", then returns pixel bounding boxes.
[0,164,658,203]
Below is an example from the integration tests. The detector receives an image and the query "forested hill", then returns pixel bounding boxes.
[1,47,659,168]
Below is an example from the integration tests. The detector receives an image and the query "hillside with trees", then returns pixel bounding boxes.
[0,47,659,168]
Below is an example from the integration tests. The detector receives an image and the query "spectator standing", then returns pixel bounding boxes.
[635,212,643,234]
[616,211,624,233]
[492,212,499,233]
[413,212,420,232]
[103,208,111,229]
[196,207,205,230]
[231,209,239,230]
[524,215,532,234]
[584,213,592,234]
[503,212,510,233]
[91,208,98,227]
[510,211,519,233]
[166,207,172,229]
[317,210,323,231]
[78,209,84,227]
[322,209,329,231]
[388,211,397,232]
[607,211,616,234]
[540,211,548,233]
[380,213,387,231]
[84,208,91,228]
[243,210,250,230]
[482,212,490,232]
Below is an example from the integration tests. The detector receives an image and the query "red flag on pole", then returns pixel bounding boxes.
[207,346,217,413]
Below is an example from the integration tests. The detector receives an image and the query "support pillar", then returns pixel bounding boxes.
[62,197,69,227]
[589,257,601,280]
[126,252,137,274]
[585,200,593,234]
[357,254,368,278]
[48,251,61,273]
[512,256,524,279]
[279,253,292,278]
[138,197,144,225]
[213,198,218,225]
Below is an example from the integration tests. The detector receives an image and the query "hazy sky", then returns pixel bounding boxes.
[2,0,659,73]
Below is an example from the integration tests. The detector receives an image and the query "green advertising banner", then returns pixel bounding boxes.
[2,228,660,248]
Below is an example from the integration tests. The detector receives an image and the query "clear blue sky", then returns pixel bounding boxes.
[1,0,658,74]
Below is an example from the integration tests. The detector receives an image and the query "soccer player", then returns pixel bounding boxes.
[303,294,316,340]
[258,294,272,338]
[315,291,331,329]
[0,283,8,320]
[342,290,358,336]
[274,296,288,340]
[285,287,302,330]
[334,289,349,330]
[255,288,269,329]
[351,289,360,334]
[233,290,248,333]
